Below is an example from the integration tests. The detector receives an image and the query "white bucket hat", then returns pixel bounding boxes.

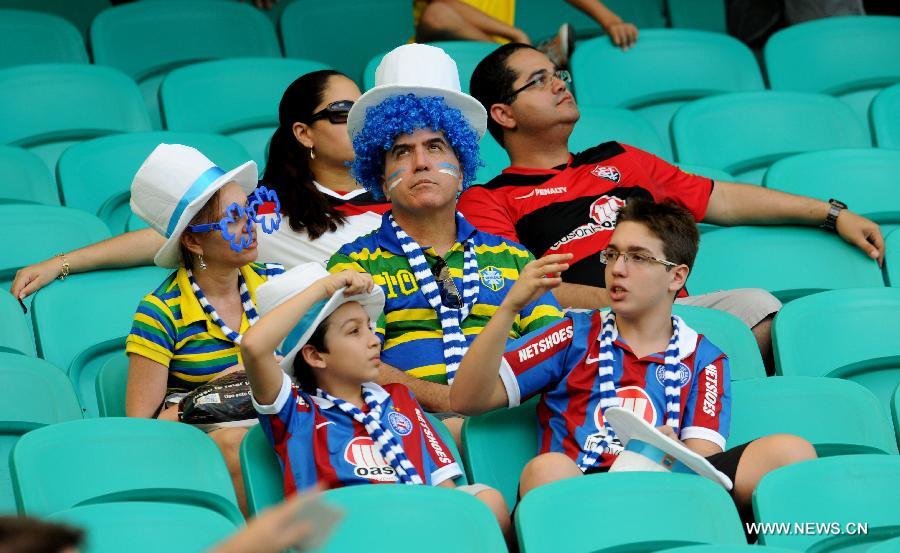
[347,43,487,140]
[130,143,257,269]
[604,407,733,490]
[255,263,385,373]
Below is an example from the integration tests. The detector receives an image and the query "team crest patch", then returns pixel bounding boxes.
[479,266,505,292]
[387,411,413,436]
[655,363,692,387]
[591,165,621,182]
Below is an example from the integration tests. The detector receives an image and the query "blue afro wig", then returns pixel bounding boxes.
[351,94,482,200]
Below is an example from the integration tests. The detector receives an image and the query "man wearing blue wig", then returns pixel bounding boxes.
[327,44,563,440]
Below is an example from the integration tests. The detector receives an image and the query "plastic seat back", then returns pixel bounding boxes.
[871,83,900,148]
[57,131,250,233]
[0,9,87,69]
[476,133,510,185]
[666,0,727,33]
[892,384,900,451]
[0,146,59,205]
[672,91,869,183]
[0,290,33,356]
[96,353,128,417]
[516,0,666,41]
[571,30,763,159]
[569,106,667,159]
[728,376,897,456]
[887,228,900,287]
[91,1,282,128]
[673,305,765,380]
[0,0,111,38]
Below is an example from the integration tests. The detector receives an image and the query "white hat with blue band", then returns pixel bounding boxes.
[255,263,385,374]
[130,143,258,268]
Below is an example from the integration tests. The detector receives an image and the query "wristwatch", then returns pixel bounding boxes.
[820,199,847,232]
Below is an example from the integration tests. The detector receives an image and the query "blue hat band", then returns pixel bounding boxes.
[624,439,697,475]
[165,166,226,238]
[281,298,329,359]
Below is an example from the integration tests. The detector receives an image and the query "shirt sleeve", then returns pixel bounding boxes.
[408,396,462,486]
[125,295,176,368]
[326,250,366,274]
[680,355,731,450]
[624,144,714,222]
[499,317,576,407]
[458,187,520,243]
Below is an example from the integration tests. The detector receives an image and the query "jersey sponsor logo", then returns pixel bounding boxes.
[654,363,692,387]
[513,186,567,200]
[701,363,719,417]
[546,195,625,252]
[415,408,453,465]
[387,411,413,436]
[517,324,574,363]
[479,265,505,292]
[591,165,621,183]
[592,386,658,432]
[344,436,398,482]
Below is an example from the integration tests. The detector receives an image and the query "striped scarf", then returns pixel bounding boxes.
[389,213,479,384]
[578,312,684,472]
[317,387,423,485]
[186,268,259,345]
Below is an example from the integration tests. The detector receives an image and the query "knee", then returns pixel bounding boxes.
[519,452,579,495]
[476,488,509,517]
[210,427,248,464]
[757,434,817,467]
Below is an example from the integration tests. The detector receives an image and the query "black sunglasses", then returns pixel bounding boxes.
[309,100,354,125]
[431,257,463,309]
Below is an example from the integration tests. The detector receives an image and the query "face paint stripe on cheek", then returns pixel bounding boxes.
[437,162,460,179]
[386,168,405,193]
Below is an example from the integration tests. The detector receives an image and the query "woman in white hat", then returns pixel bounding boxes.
[125,143,285,515]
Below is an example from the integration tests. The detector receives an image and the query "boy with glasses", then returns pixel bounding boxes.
[450,199,816,523]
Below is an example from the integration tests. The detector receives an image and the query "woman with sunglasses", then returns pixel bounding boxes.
[10,70,390,299]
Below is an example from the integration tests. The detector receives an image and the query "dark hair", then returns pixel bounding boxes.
[291,318,331,394]
[470,43,540,146]
[263,69,348,240]
[615,199,700,269]
[0,516,83,553]
[179,188,225,268]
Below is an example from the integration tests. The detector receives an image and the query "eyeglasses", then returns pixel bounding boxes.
[431,257,463,309]
[309,100,354,125]
[504,69,572,104]
[599,248,679,270]
[187,186,282,252]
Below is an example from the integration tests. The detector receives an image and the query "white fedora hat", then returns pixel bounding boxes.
[347,43,487,140]
[130,143,257,269]
[255,263,385,373]
[604,407,733,490]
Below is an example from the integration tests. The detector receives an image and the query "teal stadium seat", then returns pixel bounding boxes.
[754,455,900,551]
[322,485,507,553]
[57,132,251,234]
[764,16,900,132]
[0,0,111,38]
[672,305,765,380]
[671,91,870,184]
[893,384,900,450]
[0,146,59,205]
[91,1,282,129]
[887,228,900,286]
[0,353,82,511]
[281,0,411,86]
[516,0,666,42]
[126,212,149,232]
[773,288,900,421]
[476,133,510,184]
[570,30,763,159]
[666,547,797,553]
[870,536,900,553]
[365,41,497,93]
[666,0,727,33]
[516,473,745,552]
[160,58,328,169]
[0,9,87,69]
[11,418,243,522]
[95,353,128,417]
[871,83,900,148]
[728,376,897,456]
[568,106,667,159]
[30,266,169,417]
[0,64,151,175]
[0,290,33,356]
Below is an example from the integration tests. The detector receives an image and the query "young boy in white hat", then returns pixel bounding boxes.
[450,199,817,527]
[239,264,511,539]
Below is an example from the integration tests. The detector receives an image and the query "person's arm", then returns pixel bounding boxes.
[126,354,177,421]
[565,0,638,49]
[551,281,610,310]
[451,254,571,415]
[10,228,163,299]
[705,181,884,265]
[428,0,530,43]
[657,426,724,457]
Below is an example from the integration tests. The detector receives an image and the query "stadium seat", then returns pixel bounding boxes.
[773,288,900,422]
[322,485,507,553]
[95,353,128,417]
[57,131,251,234]
[477,133,510,185]
[0,0,111,38]
[666,0,727,33]
[91,1,282,128]
[0,64,151,175]
[764,16,900,130]
[126,212,149,232]
[871,83,900,148]
[764,149,900,226]
[30,266,169,417]
[0,146,58,205]
[665,546,797,553]
[47,502,237,553]
[672,305,765,380]
[160,58,328,168]
[365,41,497,93]
[687,226,884,303]
[0,290,33,356]
[0,9,87,69]
[281,0,411,86]
[11,417,242,522]
[728,376,897,456]
[893,384,900,451]
[571,30,763,159]
[0,353,81,511]
[671,91,870,184]
[887,229,900,286]
[516,473,744,552]
[569,106,668,159]
[676,164,735,183]
[516,0,666,42]
[870,537,900,553]
[754,455,900,551]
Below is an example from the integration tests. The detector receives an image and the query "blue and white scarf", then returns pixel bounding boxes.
[187,268,259,345]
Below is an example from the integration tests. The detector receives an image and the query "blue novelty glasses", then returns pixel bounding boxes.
[187,186,282,252]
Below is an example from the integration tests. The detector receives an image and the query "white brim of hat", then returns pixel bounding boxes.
[152,161,258,269]
[347,84,487,141]
[604,406,733,490]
